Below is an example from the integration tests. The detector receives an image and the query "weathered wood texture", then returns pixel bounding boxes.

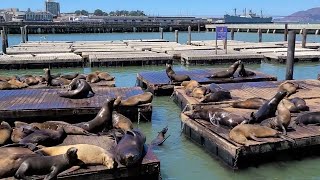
[137,68,277,96]
[0,87,152,122]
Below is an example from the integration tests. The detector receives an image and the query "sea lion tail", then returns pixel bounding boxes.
[278,134,295,144]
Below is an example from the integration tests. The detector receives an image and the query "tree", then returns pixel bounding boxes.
[75,10,81,15]
[80,10,89,16]
[94,9,104,16]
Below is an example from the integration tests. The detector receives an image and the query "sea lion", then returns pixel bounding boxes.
[151,126,169,146]
[0,121,12,145]
[56,77,71,85]
[44,68,53,86]
[229,124,293,146]
[208,110,245,128]
[35,75,46,84]
[112,112,133,133]
[191,86,207,99]
[76,74,86,80]
[115,129,146,167]
[296,112,320,126]
[20,127,66,146]
[75,98,116,133]
[60,73,79,80]
[165,63,191,83]
[86,73,100,83]
[15,147,79,180]
[200,90,232,103]
[282,98,299,113]
[0,146,40,178]
[232,97,267,109]
[8,79,28,88]
[207,60,241,78]
[0,81,18,90]
[120,92,153,106]
[290,97,309,111]
[96,71,114,81]
[182,80,200,94]
[11,125,39,143]
[278,81,299,97]
[248,91,287,124]
[184,109,220,121]
[24,76,39,86]
[237,63,256,77]
[261,100,291,135]
[58,79,95,99]
[0,75,11,82]
[36,144,117,169]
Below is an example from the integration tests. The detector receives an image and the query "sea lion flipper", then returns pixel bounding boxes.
[278,134,295,144]
[44,166,59,180]
[249,134,265,142]
[158,134,170,146]
[280,124,287,135]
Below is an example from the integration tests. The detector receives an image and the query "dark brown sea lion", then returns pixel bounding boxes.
[207,60,241,79]
[37,144,117,169]
[229,124,293,146]
[35,75,46,84]
[261,100,291,135]
[56,77,71,85]
[44,68,53,86]
[75,98,116,133]
[0,121,12,145]
[208,110,245,128]
[248,91,287,124]
[115,129,146,167]
[151,126,169,146]
[290,97,309,111]
[278,81,299,97]
[20,127,66,146]
[282,98,299,113]
[86,73,100,83]
[191,86,207,99]
[296,112,320,126]
[76,74,86,80]
[112,112,133,133]
[11,125,39,143]
[8,79,28,88]
[58,79,95,99]
[15,147,79,180]
[120,92,153,106]
[184,109,219,121]
[0,146,40,178]
[237,63,256,77]
[200,90,232,103]
[165,63,191,83]
[96,71,115,81]
[60,73,79,80]
[232,97,267,109]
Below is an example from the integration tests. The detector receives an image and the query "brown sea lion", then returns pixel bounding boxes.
[11,125,39,143]
[44,68,53,86]
[207,60,241,79]
[182,80,200,94]
[237,63,256,77]
[232,97,267,109]
[112,112,133,133]
[23,76,39,86]
[151,126,169,146]
[86,73,100,83]
[282,98,299,113]
[0,75,11,82]
[0,81,18,90]
[60,73,79,80]
[120,92,153,106]
[75,98,116,133]
[208,110,245,128]
[96,71,115,81]
[200,90,232,103]
[296,112,320,126]
[191,86,207,99]
[165,64,191,83]
[248,91,287,124]
[20,127,66,146]
[58,79,95,99]
[229,124,293,146]
[278,81,299,97]
[0,121,12,145]
[15,147,79,180]
[8,79,28,88]
[290,97,309,111]
[261,100,291,135]
[115,129,146,167]
[37,144,117,169]
[35,75,46,84]
[56,77,71,85]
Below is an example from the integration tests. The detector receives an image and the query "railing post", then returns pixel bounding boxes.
[286,31,296,80]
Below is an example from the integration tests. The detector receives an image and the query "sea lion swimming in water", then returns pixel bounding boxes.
[290,97,309,111]
[15,147,79,180]
[151,126,170,146]
[237,63,256,77]
[232,97,267,109]
[200,90,232,103]
[207,60,241,79]
[0,121,12,145]
[58,79,95,99]
[165,63,191,83]
[119,92,153,106]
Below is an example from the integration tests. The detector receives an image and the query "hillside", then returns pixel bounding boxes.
[278,7,320,22]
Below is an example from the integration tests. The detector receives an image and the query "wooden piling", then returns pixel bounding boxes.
[198,21,200,33]
[258,28,262,42]
[188,26,191,45]
[24,25,28,42]
[231,28,235,40]
[175,30,179,43]
[3,27,8,48]
[302,28,307,48]
[286,31,296,80]
[1,30,6,54]
[284,23,288,41]
[160,28,164,39]
[20,27,25,43]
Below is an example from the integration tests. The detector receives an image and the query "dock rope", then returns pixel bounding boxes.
[137,108,141,125]
[169,92,175,99]
[233,149,240,168]
[182,104,189,113]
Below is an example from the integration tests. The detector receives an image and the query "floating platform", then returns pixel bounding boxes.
[173,79,320,111]
[0,87,152,122]
[136,68,277,96]
[264,51,320,63]
[6,135,160,180]
[6,47,72,55]
[26,80,116,89]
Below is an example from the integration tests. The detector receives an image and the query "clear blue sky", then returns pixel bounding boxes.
[1,0,320,17]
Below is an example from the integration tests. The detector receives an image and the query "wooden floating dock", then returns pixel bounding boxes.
[264,51,320,63]
[0,87,152,122]
[26,80,116,89]
[6,135,160,180]
[136,68,277,96]
[173,79,320,111]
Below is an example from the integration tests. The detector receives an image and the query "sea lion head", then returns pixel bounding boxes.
[66,147,78,163]
[113,96,122,108]
[103,97,117,109]
[276,90,288,99]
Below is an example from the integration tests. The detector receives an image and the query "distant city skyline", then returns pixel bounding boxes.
[1,0,320,17]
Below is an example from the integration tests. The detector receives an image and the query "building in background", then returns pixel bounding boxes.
[45,0,60,17]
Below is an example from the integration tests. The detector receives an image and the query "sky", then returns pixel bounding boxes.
[1,0,320,17]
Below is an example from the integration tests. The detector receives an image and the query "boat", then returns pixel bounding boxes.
[223,8,273,24]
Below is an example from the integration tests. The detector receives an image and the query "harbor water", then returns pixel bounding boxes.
[1,32,320,179]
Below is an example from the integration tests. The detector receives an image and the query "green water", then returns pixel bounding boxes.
[1,62,320,179]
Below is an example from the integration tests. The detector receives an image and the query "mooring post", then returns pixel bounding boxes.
[1,30,6,54]
[3,27,8,48]
[258,28,262,42]
[302,28,307,48]
[20,27,25,43]
[284,23,288,41]
[188,26,191,45]
[197,21,200,33]
[286,31,296,80]
[160,27,163,39]
[175,30,179,43]
[24,25,28,42]
[231,28,235,40]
